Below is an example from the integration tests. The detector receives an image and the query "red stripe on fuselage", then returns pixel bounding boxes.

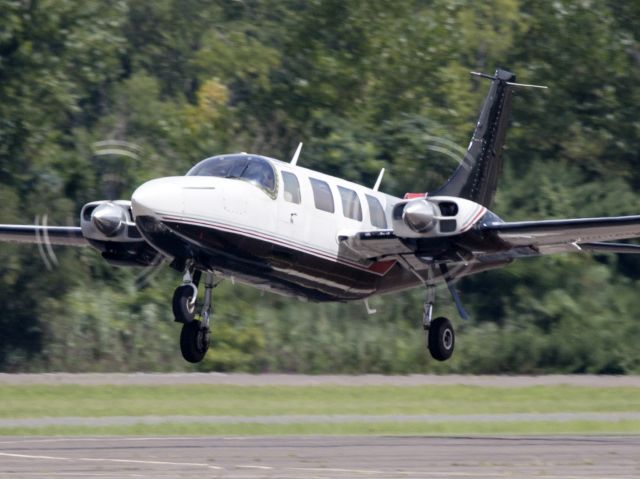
[367,259,397,275]
[460,207,487,232]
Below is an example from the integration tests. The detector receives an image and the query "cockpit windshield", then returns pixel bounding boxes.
[186,154,277,198]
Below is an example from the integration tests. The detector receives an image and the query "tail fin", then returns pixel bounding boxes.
[432,68,516,208]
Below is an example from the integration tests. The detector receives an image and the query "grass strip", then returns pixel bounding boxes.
[1,384,639,419]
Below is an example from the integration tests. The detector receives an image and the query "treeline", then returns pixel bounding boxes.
[0,0,639,373]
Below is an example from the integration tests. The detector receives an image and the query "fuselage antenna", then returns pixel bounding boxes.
[373,168,385,191]
[290,142,303,166]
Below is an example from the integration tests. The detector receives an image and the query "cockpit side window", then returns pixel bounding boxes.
[338,186,363,221]
[242,158,276,192]
[282,171,301,204]
[366,194,387,228]
[309,178,335,213]
[186,155,277,198]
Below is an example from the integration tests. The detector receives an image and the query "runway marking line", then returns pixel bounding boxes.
[0,452,69,461]
[0,452,509,478]
[0,451,223,470]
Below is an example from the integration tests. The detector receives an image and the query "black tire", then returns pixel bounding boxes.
[180,320,210,363]
[427,317,455,361]
[172,284,196,323]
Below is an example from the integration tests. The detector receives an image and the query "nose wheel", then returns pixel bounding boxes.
[172,268,215,363]
[172,284,197,323]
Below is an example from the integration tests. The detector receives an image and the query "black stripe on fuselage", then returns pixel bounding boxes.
[135,215,417,301]
[135,214,513,302]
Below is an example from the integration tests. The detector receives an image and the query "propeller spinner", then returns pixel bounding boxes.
[91,202,127,237]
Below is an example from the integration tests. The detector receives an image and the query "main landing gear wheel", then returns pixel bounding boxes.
[427,317,455,361]
[180,320,210,363]
[172,284,196,323]
[421,266,463,362]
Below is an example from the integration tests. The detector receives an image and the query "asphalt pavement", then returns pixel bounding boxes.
[0,435,638,478]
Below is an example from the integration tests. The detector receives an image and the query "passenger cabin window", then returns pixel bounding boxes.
[309,178,334,213]
[338,186,363,221]
[281,171,301,204]
[186,154,277,198]
[366,194,387,228]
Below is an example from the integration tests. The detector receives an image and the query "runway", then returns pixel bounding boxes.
[2,412,640,428]
[0,435,638,478]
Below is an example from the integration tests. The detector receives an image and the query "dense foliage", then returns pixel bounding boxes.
[1,0,639,373]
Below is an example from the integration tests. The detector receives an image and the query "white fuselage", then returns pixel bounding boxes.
[132,157,395,270]
[130,154,491,301]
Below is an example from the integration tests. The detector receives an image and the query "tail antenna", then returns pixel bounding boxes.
[470,71,548,89]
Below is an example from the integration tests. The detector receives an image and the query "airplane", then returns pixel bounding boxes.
[3,68,640,365]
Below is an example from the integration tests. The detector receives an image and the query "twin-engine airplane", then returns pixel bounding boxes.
[3,68,640,364]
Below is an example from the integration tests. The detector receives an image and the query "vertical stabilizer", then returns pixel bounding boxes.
[432,69,516,207]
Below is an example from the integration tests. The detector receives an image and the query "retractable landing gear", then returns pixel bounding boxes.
[423,283,455,361]
[421,264,468,362]
[172,268,215,363]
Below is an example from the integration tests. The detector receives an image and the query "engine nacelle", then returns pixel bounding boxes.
[80,200,159,267]
[391,196,486,238]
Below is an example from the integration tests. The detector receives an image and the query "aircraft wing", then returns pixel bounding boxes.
[0,225,87,246]
[577,242,640,254]
[479,215,640,256]
[339,214,640,266]
[481,215,640,246]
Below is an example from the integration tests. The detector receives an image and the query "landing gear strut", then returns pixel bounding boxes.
[172,267,215,363]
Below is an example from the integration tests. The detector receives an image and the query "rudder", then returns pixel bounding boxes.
[432,69,516,208]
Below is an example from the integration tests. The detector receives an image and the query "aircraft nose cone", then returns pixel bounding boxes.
[131,178,183,219]
[92,202,126,236]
